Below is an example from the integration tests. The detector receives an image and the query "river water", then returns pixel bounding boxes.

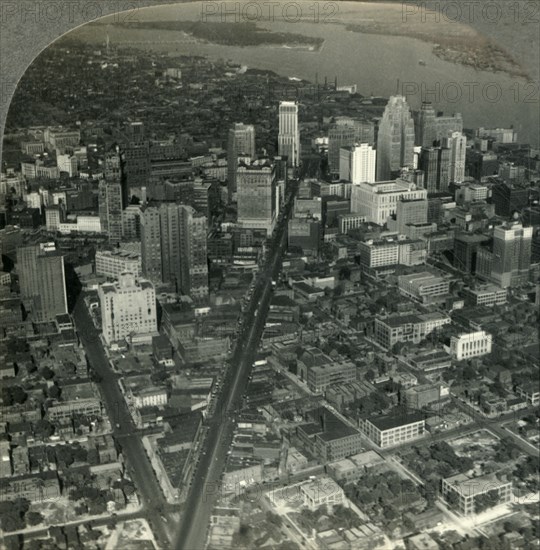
[72,1,539,146]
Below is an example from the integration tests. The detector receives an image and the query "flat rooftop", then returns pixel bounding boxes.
[367,412,426,431]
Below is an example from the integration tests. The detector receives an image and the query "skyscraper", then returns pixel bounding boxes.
[227,123,256,200]
[446,132,467,183]
[491,221,532,288]
[339,143,376,184]
[278,101,300,167]
[376,96,415,181]
[18,243,67,322]
[415,102,463,147]
[237,160,277,236]
[140,206,162,282]
[328,118,374,176]
[419,145,451,194]
[98,152,125,244]
[141,204,208,299]
[160,203,209,300]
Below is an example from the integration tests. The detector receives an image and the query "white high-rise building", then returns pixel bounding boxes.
[339,143,376,184]
[278,101,300,167]
[446,132,467,183]
[98,272,157,345]
[491,221,532,288]
[351,178,427,225]
[376,96,415,180]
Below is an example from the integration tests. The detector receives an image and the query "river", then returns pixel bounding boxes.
[71,1,539,146]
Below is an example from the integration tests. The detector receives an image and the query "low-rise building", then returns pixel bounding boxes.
[359,412,426,448]
[122,375,168,409]
[373,312,451,350]
[297,409,363,462]
[515,385,540,406]
[404,383,450,410]
[47,381,102,421]
[300,477,345,510]
[449,330,492,360]
[441,472,512,515]
[398,271,450,303]
[462,285,507,307]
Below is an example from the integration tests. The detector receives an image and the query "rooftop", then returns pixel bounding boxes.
[367,411,426,431]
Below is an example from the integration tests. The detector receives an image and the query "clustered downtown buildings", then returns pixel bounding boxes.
[0,36,538,550]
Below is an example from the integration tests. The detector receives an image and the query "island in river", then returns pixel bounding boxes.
[112,21,324,51]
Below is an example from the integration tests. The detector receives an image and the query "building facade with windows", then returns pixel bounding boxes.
[449,330,492,360]
[98,272,157,345]
[359,413,426,448]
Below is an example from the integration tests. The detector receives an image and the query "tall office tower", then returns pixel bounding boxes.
[140,206,162,282]
[121,122,150,193]
[237,160,277,236]
[227,123,256,200]
[17,243,67,322]
[491,182,531,217]
[419,145,451,194]
[453,233,491,273]
[491,221,532,288]
[446,132,467,183]
[98,180,123,244]
[328,119,375,176]
[376,96,415,181]
[98,272,157,345]
[278,101,300,167]
[98,152,126,243]
[396,198,428,234]
[339,143,376,184]
[415,102,463,147]
[329,124,356,177]
[159,203,209,300]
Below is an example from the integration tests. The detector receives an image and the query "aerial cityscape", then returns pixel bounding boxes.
[0,2,539,550]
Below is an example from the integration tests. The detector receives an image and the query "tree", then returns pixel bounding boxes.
[474,489,500,513]
[445,489,460,507]
[40,366,55,380]
[26,511,43,526]
[0,512,25,532]
[265,511,282,527]
[48,384,61,399]
[33,419,54,438]
[1,385,28,406]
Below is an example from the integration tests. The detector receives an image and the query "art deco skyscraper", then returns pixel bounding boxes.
[227,123,256,200]
[17,243,68,322]
[376,96,415,180]
[278,101,300,167]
